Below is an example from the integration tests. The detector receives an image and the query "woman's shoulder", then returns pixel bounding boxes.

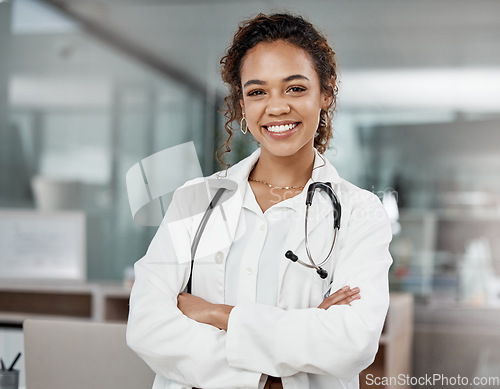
[335,177,391,234]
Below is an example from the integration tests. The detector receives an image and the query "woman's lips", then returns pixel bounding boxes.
[262,122,301,140]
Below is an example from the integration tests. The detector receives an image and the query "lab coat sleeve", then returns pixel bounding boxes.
[126,189,261,389]
[225,193,393,380]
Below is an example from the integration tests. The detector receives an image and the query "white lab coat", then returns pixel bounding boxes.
[127,148,393,389]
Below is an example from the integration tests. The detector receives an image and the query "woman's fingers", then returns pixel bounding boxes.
[317,286,360,310]
[329,286,356,304]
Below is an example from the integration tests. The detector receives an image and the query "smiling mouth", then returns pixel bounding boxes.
[264,122,300,133]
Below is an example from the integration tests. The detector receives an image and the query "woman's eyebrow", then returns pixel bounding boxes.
[243,74,310,88]
[283,74,309,82]
[243,79,266,88]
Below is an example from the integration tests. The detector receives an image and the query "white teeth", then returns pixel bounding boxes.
[266,123,298,133]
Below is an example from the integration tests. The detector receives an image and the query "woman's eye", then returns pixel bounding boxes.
[288,86,306,93]
[247,90,264,97]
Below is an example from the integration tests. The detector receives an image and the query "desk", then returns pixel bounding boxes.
[0,282,131,326]
[0,284,414,388]
[0,282,131,389]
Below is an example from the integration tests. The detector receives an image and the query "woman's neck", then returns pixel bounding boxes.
[250,146,315,187]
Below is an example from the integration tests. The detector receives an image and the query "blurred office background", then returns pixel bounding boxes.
[1,0,500,387]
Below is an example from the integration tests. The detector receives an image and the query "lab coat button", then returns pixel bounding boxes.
[246,267,253,275]
[215,251,224,264]
[260,224,265,231]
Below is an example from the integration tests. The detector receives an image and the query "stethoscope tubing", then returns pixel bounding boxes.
[301,213,338,270]
[187,187,227,293]
[289,181,341,279]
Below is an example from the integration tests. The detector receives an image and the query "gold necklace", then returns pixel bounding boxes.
[248,177,305,190]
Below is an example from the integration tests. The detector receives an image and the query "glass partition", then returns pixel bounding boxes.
[1,0,214,280]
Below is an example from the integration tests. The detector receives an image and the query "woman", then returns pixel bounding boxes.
[127,13,392,389]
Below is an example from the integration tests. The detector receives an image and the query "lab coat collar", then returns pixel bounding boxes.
[206,147,341,254]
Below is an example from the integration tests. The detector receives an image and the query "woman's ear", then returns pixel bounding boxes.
[240,99,245,113]
[322,93,333,110]
[321,78,335,109]
[321,93,333,111]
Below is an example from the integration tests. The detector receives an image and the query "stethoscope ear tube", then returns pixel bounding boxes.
[305,182,325,206]
[309,182,341,230]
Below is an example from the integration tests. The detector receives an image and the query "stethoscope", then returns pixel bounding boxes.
[186,182,341,293]
[284,182,341,279]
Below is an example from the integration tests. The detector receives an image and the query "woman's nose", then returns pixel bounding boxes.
[265,95,291,115]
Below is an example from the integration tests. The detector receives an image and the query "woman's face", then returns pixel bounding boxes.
[240,40,331,159]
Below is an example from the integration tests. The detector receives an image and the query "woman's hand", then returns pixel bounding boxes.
[317,286,360,310]
[177,292,233,330]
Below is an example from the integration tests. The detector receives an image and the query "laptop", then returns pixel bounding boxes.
[24,319,155,389]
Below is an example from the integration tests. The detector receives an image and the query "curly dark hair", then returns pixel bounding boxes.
[218,12,339,165]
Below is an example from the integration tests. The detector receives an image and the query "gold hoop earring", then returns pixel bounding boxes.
[240,113,248,135]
